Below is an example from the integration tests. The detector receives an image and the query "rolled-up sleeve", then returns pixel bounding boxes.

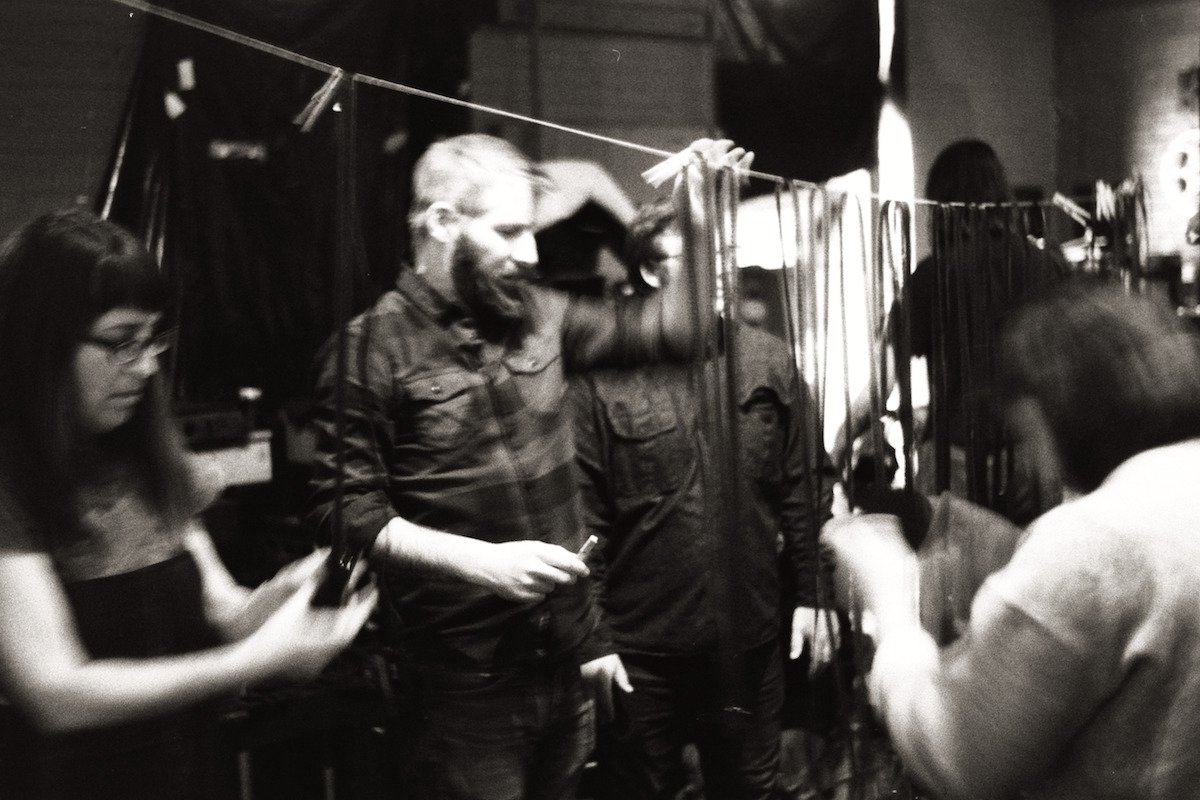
[304,320,399,556]
[560,292,688,373]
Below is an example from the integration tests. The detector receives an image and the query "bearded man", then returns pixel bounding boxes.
[305,134,749,800]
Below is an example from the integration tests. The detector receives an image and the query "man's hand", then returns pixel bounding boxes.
[244,572,379,683]
[692,137,754,177]
[641,138,754,188]
[474,541,590,603]
[225,548,330,639]
[790,605,840,676]
[581,653,633,723]
[820,514,918,630]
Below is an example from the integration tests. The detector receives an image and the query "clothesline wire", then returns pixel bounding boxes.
[109,0,1100,211]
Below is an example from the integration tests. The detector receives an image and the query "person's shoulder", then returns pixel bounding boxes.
[912,254,936,275]
[1019,499,1109,558]
[354,286,409,330]
[316,287,416,375]
[535,283,603,320]
[997,495,1152,624]
[735,324,798,400]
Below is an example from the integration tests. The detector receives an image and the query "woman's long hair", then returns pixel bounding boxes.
[925,139,1012,205]
[0,208,195,546]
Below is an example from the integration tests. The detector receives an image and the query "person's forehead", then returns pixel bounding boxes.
[474,176,535,221]
[89,307,161,334]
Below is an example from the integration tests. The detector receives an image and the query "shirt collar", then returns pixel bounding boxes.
[396,266,531,349]
[396,266,466,327]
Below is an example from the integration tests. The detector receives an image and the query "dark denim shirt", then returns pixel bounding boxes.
[570,324,835,656]
[305,269,676,671]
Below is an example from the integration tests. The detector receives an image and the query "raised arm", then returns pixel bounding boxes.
[822,513,1129,800]
[656,139,753,359]
[535,159,637,231]
[559,140,754,372]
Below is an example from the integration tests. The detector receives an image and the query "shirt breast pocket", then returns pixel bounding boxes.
[401,370,485,453]
[600,386,695,498]
[503,332,563,414]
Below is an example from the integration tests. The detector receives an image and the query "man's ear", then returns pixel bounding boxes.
[424,202,460,245]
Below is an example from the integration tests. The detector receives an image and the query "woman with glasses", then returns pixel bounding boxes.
[0,208,377,799]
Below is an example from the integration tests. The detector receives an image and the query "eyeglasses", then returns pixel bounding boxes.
[83,329,175,366]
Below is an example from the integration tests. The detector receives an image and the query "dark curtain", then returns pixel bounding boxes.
[101,0,417,410]
[715,0,884,185]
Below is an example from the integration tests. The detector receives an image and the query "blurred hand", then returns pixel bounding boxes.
[690,137,754,178]
[230,548,330,639]
[790,605,840,676]
[475,541,589,603]
[820,513,917,624]
[641,138,755,188]
[581,653,633,723]
[248,571,378,682]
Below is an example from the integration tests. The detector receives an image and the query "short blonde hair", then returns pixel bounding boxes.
[408,134,535,235]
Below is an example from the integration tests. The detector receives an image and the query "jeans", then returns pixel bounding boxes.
[413,659,595,800]
[596,639,784,800]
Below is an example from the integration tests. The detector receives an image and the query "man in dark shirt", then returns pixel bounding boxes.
[569,199,837,800]
[305,134,750,800]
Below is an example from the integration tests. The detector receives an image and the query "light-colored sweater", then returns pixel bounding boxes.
[871,439,1200,800]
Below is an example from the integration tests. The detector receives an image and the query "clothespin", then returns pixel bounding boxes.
[640,138,748,189]
[641,147,700,189]
[1052,192,1092,228]
[1095,181,1117,222]
[293,69,345,133]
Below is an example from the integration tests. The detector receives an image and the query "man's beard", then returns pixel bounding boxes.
[451,237,533,334]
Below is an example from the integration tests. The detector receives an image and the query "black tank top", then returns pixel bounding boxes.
[2,553,226,800]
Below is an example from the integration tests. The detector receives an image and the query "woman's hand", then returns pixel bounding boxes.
[223,548,330,641]
[242,569,378,683]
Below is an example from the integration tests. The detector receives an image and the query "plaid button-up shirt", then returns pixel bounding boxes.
[306,268,677,671]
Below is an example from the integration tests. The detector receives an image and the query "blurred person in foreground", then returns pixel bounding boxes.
[0,209,376,800]
[824,277,1200,800]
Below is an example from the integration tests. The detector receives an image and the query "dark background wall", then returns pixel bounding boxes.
[0,0,143,238]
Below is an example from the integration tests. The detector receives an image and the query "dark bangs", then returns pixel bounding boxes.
[88,226,169,319]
